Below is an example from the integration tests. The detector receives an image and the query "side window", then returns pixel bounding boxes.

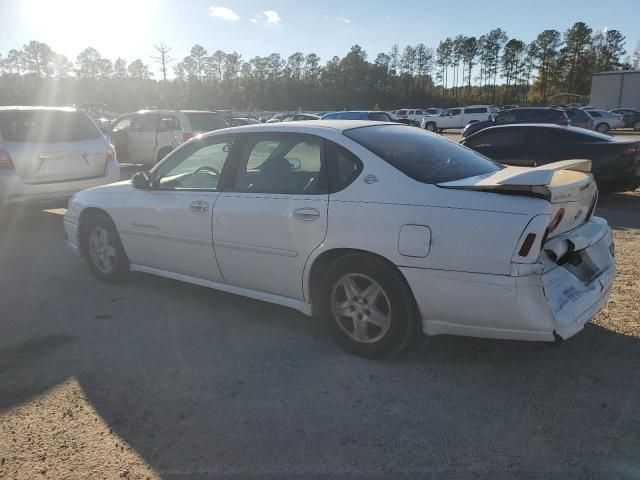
[449,109,462,116]
[495,111,517,124]
[465,129,526,148]
[328,143,363,193]
[157,115,181,132]
[111,117,131,133]
[369,112,390,121]
[131,114,157,132]
[154,137,235,190]
[464,107,486,114]
[414,110,423,116]
[232,134,327,195]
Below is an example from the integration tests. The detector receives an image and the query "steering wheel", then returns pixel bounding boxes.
[192,166,220,177]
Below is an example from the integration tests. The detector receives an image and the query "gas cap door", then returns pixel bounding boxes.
[398,225,431,258]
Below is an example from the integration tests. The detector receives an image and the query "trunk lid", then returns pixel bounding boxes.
[438,159,598,237]
[7,139,108,184]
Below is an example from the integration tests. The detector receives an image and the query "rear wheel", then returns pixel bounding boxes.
[82,213,129,282]
[424,122,437,132]
[633,121,640,132]
[595,122,610,134]
[319,254,416,358]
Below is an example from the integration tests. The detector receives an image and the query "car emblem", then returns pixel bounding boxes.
[574,209,584,220]
[364,174,378,184]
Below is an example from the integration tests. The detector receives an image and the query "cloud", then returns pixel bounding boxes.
[263,10,281,24]
[336,14,351,24]
[209,6,240,21]
[249,18,258,24]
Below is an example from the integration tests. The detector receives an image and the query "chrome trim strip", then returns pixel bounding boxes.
[214,240,298,257]
[119,227,212,247]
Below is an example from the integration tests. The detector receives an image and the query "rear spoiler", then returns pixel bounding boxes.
[438,159,593,200]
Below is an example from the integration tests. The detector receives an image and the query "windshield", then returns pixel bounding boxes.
[344,124,503,184]
[0,110,102,143]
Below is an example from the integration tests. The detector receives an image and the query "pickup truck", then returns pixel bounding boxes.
[421,105,498,132]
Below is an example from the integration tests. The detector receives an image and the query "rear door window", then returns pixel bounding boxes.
[344,124,502,184]
[131,114,157,132]
[368,112,391,121]
[465,128,527,148]
[157,115,181,132]
[463,107,487,114]
[184,112,226,132]
[0,110,102,143]
[494,111,517,124]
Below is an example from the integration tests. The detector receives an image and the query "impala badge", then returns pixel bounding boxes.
[364,174,378,184]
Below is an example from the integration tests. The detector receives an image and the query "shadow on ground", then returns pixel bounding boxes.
[1,204,639,478]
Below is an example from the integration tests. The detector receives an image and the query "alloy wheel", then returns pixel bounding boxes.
[88,227,117,274]
[331,274,392,344]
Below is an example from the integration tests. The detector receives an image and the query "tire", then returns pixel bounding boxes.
[157,147,173,165]
[595,122,609,134]
[318,254,417,358]
[633,121,640,132]
[82,212,129,283]
[425,122,437,132]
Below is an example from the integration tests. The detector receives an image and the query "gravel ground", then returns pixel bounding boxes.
[1,183,639,478]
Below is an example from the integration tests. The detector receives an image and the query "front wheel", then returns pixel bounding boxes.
[320,254,417,358]
[83,213,129,282]
[424,122,437,132]
[595,122,610,134]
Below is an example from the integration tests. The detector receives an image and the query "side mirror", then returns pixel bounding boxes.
[131,171,152,190]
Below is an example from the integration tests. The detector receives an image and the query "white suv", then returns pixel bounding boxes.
[421,105,498,132]
[109,110,227,167]
[0,107,119,206]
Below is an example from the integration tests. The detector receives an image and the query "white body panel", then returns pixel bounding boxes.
[64,121,615,343]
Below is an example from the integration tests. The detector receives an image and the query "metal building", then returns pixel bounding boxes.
[590,70,640,110]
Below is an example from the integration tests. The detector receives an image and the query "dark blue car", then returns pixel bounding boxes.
[461,107,569,138]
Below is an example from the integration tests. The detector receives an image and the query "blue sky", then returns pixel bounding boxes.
[1,0,638,76]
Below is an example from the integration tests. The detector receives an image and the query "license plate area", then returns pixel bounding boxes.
[561,250,600,284]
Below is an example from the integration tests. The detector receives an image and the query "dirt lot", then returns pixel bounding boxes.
[1,154,639,478]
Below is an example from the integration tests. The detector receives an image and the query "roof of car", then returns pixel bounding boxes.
[200,120,396,136]
[465,123,612,138]
[0,106,78,112]
[135,109,219,115]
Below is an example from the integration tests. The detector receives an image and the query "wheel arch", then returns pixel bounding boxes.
[77,207,117,257]
[305,247,418,318]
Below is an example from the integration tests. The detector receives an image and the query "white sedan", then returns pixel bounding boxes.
[64,121,615,357]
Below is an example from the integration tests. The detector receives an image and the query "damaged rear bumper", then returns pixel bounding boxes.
[402,216,615,342]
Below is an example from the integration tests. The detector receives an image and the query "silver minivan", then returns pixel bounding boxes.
[109,110,227,167]
[0,107,119,205]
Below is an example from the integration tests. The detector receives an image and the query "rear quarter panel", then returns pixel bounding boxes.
[312,134,543,276]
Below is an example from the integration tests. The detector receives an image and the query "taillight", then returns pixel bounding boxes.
[106,144,116,162]
[183,132,194,142]
[518,233,537,257]
[540,208,565,248]
[586,193,598,220]
[623,144,639,156]
[0,150,14,170]
[547,208,565,234]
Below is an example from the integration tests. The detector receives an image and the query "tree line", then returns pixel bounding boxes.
[0,22,638,113]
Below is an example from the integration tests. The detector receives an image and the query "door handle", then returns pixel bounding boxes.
[293,207,320,221]
[189,201,209,214]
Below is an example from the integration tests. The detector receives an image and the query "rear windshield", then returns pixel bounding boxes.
[0,110,102,143]
[344,125,503,184]
[184,112,226,133]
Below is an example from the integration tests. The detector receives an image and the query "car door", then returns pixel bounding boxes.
[110,115,132,161]
[439,109,462,128]
[155,113,183,159]
[463,127,529,165]
[120,135,237,281]
[212,133,329,300]
[128,113,158,165]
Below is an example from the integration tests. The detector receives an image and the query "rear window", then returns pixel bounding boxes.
[0,110,102,143]
[344,125,502,184]
[184,112,226,133]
